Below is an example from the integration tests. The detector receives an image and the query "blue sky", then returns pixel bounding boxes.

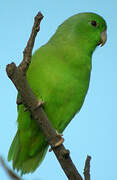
[0,0,116,179]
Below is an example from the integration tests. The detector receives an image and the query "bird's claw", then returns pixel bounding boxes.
[24,107,28,112]
[16,98,23,105]
[49,131,64,152]
[55,130,63,137]
[24,100,44,112]
[34,100,44,111]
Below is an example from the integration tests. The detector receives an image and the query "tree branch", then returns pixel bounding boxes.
[18,12,43,74]
[83,155,91,180]
[6,12,91,180]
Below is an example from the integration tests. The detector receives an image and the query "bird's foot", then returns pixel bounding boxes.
[24,107,28,112]
[24,100,44,112]
[55,130,63,138]
[49,130,64,152]
[16,97,23,105]
[37,100,44,108]
[34,99,44,111]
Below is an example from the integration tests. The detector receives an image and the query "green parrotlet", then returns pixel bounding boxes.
[8,12,107,174]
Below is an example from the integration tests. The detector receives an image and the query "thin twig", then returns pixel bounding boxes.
[83,155,91,180]
[18,12,43,74]
[0,157,22,180]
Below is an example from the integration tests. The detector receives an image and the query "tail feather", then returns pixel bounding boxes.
[8,131,48,174]
[8,131,19,162]
[21,145,48,174]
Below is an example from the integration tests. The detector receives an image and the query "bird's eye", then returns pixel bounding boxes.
[91,20,97,27]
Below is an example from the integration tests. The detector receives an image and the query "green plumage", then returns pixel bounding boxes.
[8,12,107,174]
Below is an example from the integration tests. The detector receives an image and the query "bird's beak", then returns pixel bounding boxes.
[99,30,107,47]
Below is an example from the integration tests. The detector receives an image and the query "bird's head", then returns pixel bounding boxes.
[52,12,107,53]
[73,12,107,47]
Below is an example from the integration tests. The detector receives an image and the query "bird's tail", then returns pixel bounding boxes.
[8,131,48,174]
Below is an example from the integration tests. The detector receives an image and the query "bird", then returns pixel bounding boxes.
[8,12,107,174]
